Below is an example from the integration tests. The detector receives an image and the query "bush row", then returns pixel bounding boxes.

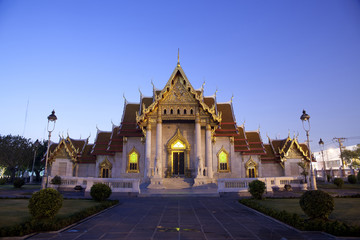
[239,199,360,237]
[0,199,118,237]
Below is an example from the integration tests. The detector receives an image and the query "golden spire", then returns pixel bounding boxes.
[177,48,180,67]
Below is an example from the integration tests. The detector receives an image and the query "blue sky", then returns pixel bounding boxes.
[1,0,359,152]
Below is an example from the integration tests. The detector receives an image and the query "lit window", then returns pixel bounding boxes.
[218,149,229,172]
[172,140,185,149]
[128,149,139,173]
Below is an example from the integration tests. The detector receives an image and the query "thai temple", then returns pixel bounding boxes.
[47,57,313,194]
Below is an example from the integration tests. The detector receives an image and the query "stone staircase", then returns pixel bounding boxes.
[163,177,194,189]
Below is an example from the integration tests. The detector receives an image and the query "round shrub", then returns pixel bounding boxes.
[90,183,112,201]
[0,178,7,185]
[28,188,63,219]
[13,178,25,188]
[50,175,62,185]
[348,174,356,184]
[333,178,344,188]
[299,190,334,220]
[248,180,266,200]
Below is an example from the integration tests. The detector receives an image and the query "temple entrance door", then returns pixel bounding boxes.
[173,152,185,176]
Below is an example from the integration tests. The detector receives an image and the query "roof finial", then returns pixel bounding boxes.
[177,48,180,67]
[231,94,234,104]
[123,93,127,104]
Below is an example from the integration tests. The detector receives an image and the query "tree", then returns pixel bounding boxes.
[298,161,309,183]
[32,140,47,182]
[342,144,360,168]
[0,135,33,182]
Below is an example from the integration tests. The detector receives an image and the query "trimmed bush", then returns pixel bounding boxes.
[13,178,25,188]
[348,175,356,184]
[334,178,344,188]
[248,180,266,200]
[28,188,63,219]
[90,183,112,201]
[299,190,334,220]
[50,175,62,185]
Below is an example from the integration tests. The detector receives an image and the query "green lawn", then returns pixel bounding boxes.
[0,199,102,227]
[253,198,360,226]
[0,184,41,190]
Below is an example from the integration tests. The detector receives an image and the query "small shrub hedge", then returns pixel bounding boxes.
[348,175,356,184]
[13,178,25,188]
[248,180,266,200]
[0,200,118,237]
[90,183,112,201]
[239,199,360,237]
[28,188,63,219]
[334,178,344,188]
[50,175,62,185]
[299,190,334,220]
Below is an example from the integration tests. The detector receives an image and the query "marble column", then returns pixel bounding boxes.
[205,123,213,178]
[155,113,162,177]
[195,112,203,177]
[145,123,152,178]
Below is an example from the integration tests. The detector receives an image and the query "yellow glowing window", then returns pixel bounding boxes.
[219,151,228,171]
[129,152,138,171]
[172,140,185,149]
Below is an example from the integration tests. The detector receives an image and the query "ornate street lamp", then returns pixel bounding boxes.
[30,139,40,183]
[319,138,327,182]
[41,110,57,189]
[300,110,317,190]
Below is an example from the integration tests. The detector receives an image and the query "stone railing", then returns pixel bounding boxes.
[48,176,140,193]
[217,176,305,193]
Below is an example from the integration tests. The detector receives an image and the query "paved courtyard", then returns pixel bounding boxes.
[27,197,337,240]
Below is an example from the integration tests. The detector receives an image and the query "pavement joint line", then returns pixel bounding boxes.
[199,198,236,240]
[150,199,169,240]
[123,201,155,238]
[23,202,121,240]
[190,199,207,240]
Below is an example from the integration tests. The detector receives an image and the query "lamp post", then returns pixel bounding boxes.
[319,138,327,182]
[30,139,40,183]
[300,110,317,190]
[41,110,57,189]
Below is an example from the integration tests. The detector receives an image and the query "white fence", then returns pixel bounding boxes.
[48,176,140,193]
[217,176,305,193]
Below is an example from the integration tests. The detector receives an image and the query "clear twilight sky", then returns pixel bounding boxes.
[1,0,359,152]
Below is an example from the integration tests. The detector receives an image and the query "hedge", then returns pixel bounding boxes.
[239,199,360,237]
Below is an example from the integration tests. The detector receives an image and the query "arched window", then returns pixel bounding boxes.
[177,109,180,114]
[184,109,187,114]
[217,148,229,172]
[245,158,258,178]
[190,109,193,115]
[127,148,140,173]
[164,109,167,115]
[99,158,112,178]
[170,109,174,114]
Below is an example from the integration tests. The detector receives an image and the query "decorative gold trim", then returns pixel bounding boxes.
[245,157,258,178]
[217,146,230,173]
[166,129,191,176]
[127,147,140,173]
[48,137,78,164]
[99,157,112,178]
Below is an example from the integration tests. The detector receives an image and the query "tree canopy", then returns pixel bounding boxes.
[0,135,46,181]
[342,144,360,168]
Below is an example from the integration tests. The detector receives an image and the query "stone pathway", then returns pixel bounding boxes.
[27,198,337,240]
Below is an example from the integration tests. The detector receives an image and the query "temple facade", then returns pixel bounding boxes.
[47,59,312,191]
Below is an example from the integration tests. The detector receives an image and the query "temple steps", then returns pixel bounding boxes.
[139,188,219,197]
[163,177,194,189]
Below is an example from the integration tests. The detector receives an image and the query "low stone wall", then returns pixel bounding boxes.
[48,176,140,193]
[217,176,305,193]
